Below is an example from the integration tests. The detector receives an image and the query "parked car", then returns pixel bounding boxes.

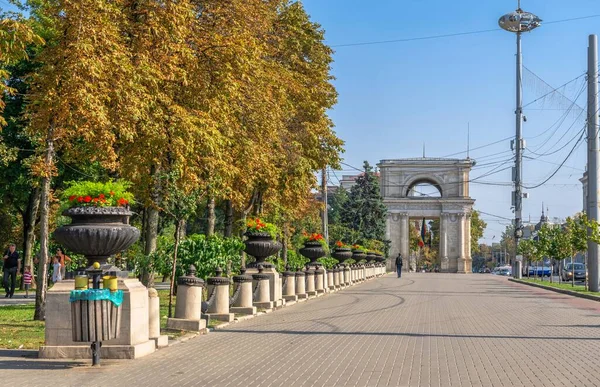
[499,268,512,276]
[528,266,551,277]
[561,263,587,282]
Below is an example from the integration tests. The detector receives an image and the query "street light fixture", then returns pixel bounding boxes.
[499,3,541,278]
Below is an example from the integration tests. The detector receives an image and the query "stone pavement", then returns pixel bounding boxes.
[2,273,600,387]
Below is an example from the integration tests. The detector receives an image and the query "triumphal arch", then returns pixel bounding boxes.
[378,158,475,273]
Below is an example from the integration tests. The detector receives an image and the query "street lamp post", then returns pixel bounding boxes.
[499,3,541,278]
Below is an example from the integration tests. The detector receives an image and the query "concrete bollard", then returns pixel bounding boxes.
[148,288,168,348]
[230,267,256,315]
[315,267,325,295]
[204,268,234,322]
[252,265,273,310]
[343,265,350,286]
[282,268,297,303]
[296,269,307,300]
[167,265,207,331]
[333,266,340,288]
[327,269,335,291]
[306,267,316,297]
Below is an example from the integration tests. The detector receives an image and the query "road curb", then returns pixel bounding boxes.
[509,278,600,302]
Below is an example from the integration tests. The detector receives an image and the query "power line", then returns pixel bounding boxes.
[331,14,600,48]
[523,128,586,189]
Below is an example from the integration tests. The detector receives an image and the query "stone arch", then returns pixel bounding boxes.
[405,176,443,198]
[377,158,475,274]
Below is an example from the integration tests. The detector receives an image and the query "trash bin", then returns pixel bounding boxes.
[69,289,123,342]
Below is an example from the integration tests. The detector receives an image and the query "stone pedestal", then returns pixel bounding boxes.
[203,270,234,322]
[167,267,207,332]
[343,267,350,285]
[282,270,297,302]
[327,270,335,291]
[295,271,307,300]
[305,268,316,297]
[230,269,256,316]
[333,267,340,288]
[315,267,325,295]
[246,265,282,308]
[252,267,273,310]
[148,288,168,348]
[40,278,156,360]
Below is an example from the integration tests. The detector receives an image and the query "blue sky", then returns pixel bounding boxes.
[302,0,600,243]
[1,0,598,243]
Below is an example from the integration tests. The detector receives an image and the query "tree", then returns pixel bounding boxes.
[340,161,387,243]
[518,238,538,279]
[328,187,348,226]
[500,225,516,265]
[565,214,589,287]
[470,211,486,255]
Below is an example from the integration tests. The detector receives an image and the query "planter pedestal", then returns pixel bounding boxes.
[246,266,283,308]
[39,278,155,360]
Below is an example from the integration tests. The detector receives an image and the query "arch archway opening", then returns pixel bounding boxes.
[406,180,442,198]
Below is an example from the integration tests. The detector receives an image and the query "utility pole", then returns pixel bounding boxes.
[322,167,329,244]
[499,5,541,278]
[587,35,599,292]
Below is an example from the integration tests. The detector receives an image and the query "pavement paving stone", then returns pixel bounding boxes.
[1,273,600,386]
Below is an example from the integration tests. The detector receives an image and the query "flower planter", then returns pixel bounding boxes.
[244,232,282,268]
[53,207,140,268]
[299,241,326,266]
[351,249,367,263]
[331,248,353,264]
[366,252,377,263]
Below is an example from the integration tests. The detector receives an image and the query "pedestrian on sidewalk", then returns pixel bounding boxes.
[55,247,71,279]
[23,266,33,298]
[52,256,62,283]
[395,253,403,278]
[3,243,20,298]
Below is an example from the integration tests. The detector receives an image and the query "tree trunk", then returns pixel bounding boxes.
[224,200,233,237]
[206,196,215,236]
[21,187,41,290]
[34,134,53,321]
[282,223,289,267]
[142,204,159,287]
[168,219,184,318]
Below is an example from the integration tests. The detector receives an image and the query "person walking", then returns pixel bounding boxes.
[55,248,71,280]
[52,256,62,283]
[23,266,33,298]
[395,253,403,278]
[3,243,20,298]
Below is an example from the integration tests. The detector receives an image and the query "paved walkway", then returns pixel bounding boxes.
[2,273,600,386]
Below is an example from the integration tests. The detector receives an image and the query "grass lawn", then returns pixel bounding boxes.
[0,288,187,350]
[0,304,44,349]
[520,278,600,295]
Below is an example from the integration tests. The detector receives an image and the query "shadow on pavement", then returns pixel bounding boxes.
[214,328,600,341]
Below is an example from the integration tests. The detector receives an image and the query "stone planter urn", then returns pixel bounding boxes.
[331,248,353,265]
[53,207,140,269]
[375,253,385,263]
[351,249,367,263]
[299,241,326,266]
[244,232,282,268]
[366,252,377,263]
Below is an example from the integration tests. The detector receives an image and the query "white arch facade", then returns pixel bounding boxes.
[378,158,475,273]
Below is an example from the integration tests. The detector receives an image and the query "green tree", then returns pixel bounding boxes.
[470,211,486,255]
[565,214,589,287]
[340,161,387,243]
[518,238,538,279]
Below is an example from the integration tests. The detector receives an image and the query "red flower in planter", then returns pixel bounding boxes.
[83,196,92,203]
[78,196,84,203]
[69,195,76,201]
